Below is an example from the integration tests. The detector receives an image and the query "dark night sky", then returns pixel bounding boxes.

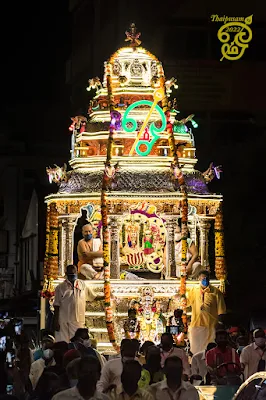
[1,1,70,151]
[1,1,266,322]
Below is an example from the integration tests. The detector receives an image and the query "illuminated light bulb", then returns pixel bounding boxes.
[86,87,91,91]
[192,120,198,128]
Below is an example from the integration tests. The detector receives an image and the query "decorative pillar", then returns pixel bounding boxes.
[48,203,59,279]
[188,218,197,246]
[198,218,211,269]
[58,217,67,277]
[215,208,226,291]
[61,215,77,267]
[109,215,121,279]
[164,215,178,278]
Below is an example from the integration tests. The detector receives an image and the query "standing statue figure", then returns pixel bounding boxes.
[143,230,154,255]
[77,223,104,279]
[187,270,226,355]
[174,225,202,279]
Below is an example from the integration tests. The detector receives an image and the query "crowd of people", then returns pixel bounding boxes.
[0,323,265,399]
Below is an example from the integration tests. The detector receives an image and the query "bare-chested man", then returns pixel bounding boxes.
[77,223,104,279]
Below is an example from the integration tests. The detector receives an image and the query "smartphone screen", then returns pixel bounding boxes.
[169,326,179,335]
[0,336,6,351]
[6,385,13,394]
[15,322,22,335]
[6,352,14,368]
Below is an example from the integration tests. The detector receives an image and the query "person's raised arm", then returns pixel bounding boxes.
[217,290,226,316]
[240,347,248,372]
[96,361,111,393]
[191,354,200,376]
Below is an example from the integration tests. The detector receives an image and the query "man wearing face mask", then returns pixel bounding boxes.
[29,348,56,390]
[149,356,199,400]
[53,265,97,343]
[69,328,106,368]
[206,330,241,384]
[33,334,55,361]
[240,328,266,379]
[187,270,226,355]
[77,223,104,279]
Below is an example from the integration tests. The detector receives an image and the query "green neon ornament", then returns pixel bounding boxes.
[122,90,167,156]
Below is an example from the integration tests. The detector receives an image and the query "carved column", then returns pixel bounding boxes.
[198,218,211,268]
[63,215,77,268]
[58,218,66,277]
[188,218,197,246]
[109,216,121,279]
[164,215,178,278]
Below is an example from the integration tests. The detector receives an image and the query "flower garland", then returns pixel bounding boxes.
[101,63,120,353]
[41,203,59,299]
[160,75,189,326]
[215,207,226,293]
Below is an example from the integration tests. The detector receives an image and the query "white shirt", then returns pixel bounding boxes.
[148,380,199,400]
[97,357,123,393]
[54,279,87,324]
[191,350,207,379]
[29,358,56,390]
[240,343,266,380]
[52,387,109,400]
[161,347,191,377]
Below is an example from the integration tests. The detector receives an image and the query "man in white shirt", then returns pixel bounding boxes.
[240,328,266,380]
[148,356,199,400]
[160,333,191,378]
[191,342,216,383]
[29,348,55,390]
[54,265,97,343]
[52,356,109,400]
[97,339,137,393]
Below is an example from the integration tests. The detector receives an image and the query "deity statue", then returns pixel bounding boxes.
[123,308,140,340]
[143,229,154,255]
[125,219,140,250]
[137,287,165,342]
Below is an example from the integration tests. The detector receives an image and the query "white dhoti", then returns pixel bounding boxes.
[176,261,202,279]
[123,271,146,280]
[80,264,104,280]
[175,238,202,278]
[55,320,84,343]
[189,326,216,355]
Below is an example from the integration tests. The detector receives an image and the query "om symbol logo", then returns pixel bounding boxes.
[217,15,253,61]
[122,88,166,157]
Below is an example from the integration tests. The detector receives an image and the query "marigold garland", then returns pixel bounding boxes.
[215,208,226,293]
[41,203,58,298]
[101,64,120,353]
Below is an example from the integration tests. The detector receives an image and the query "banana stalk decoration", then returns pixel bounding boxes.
[159,74,189,325]
[101,63,120,352]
